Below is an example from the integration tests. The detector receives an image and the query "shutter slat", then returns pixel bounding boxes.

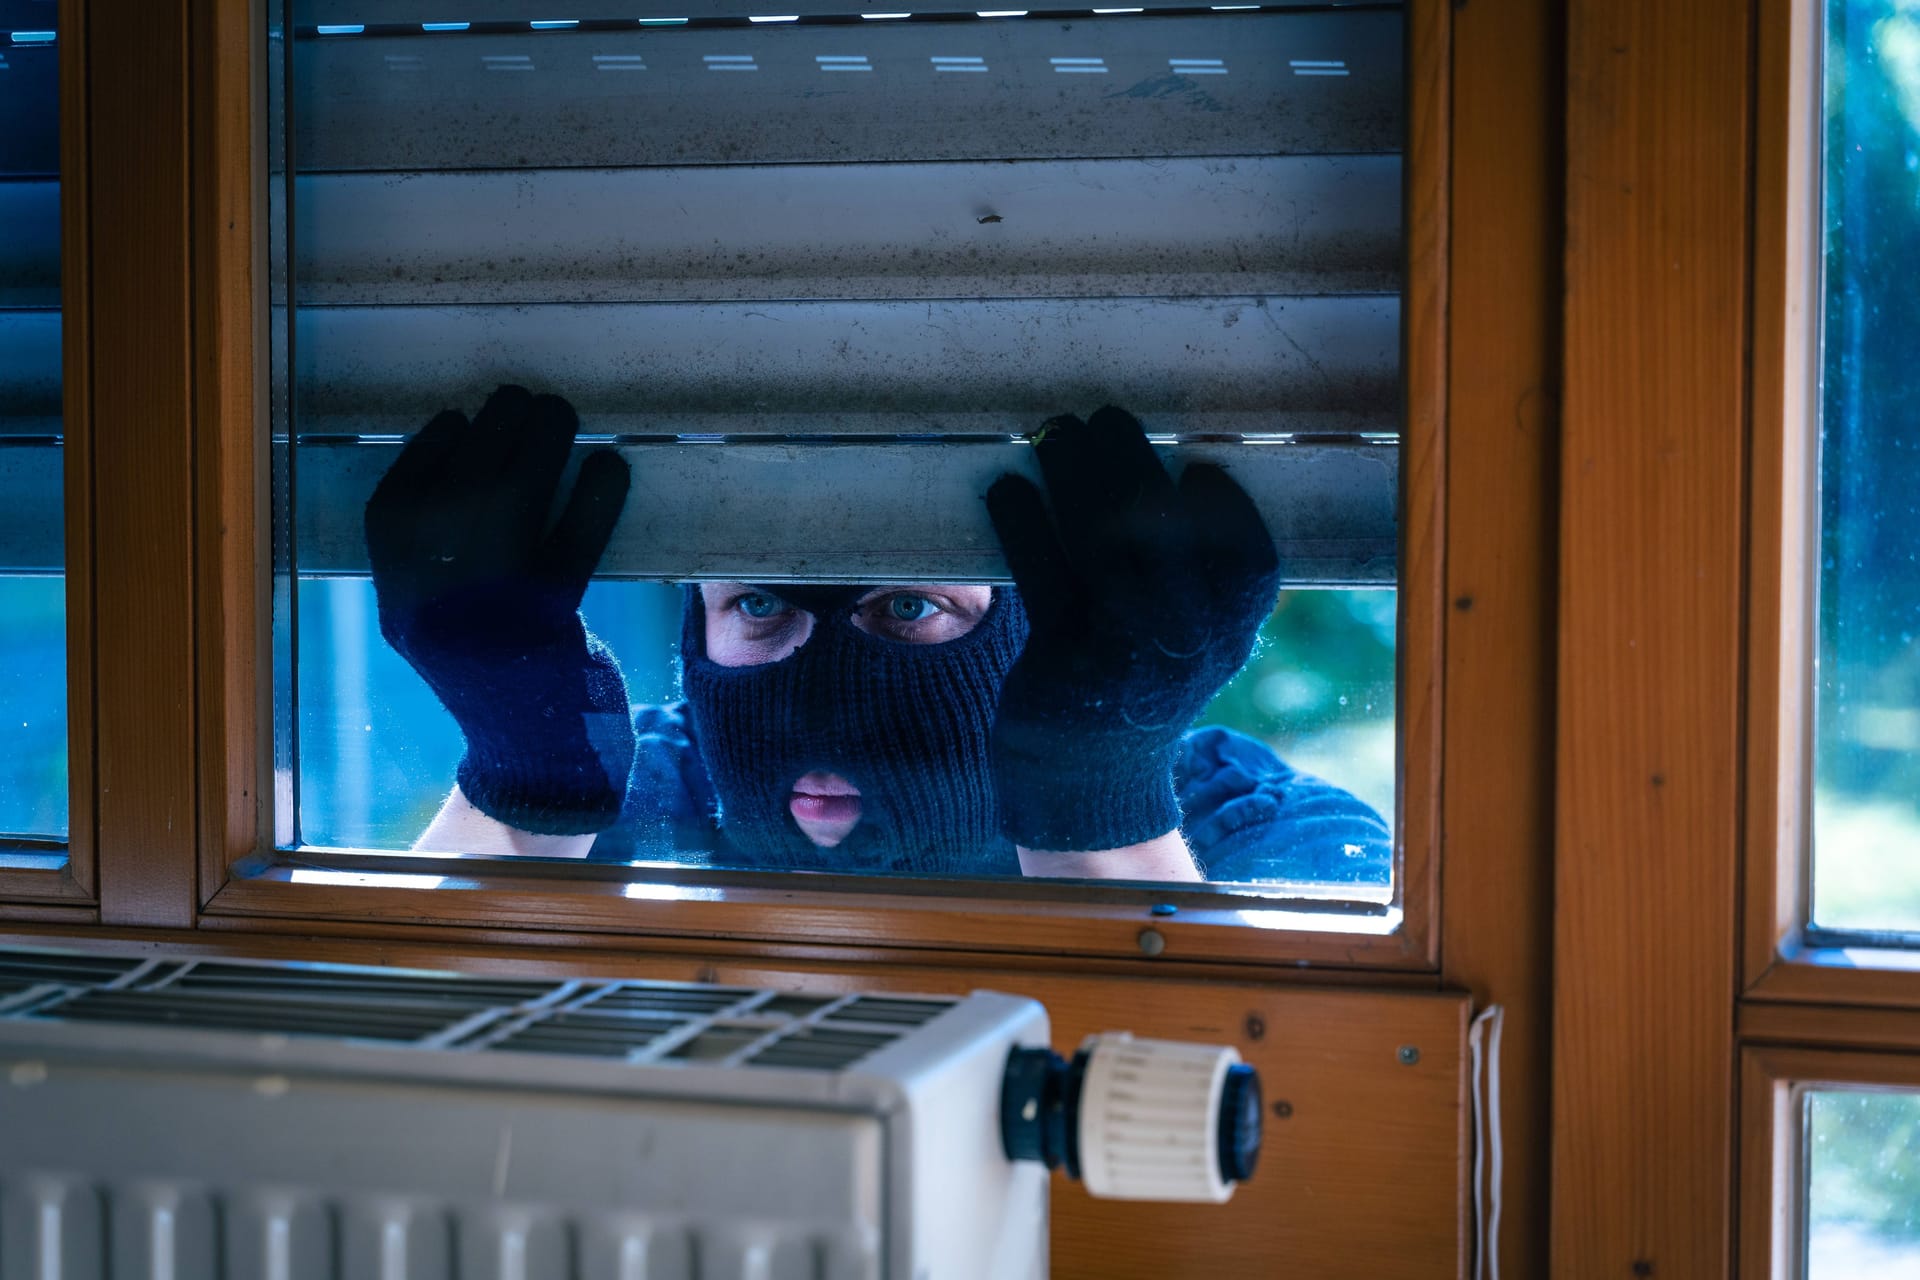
[293,11,1401,171]
[294,0,1381,23]
[290,295,1400,435]
[0,181,59,307]
[0,309,58,431]
[289,435,1397,583]
[292,156,1401,305]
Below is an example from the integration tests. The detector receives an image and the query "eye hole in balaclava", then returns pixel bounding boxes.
[679,584,1030,876]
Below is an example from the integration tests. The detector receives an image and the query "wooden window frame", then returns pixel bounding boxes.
[1738,1044,1920,1278]
[1732,4,1920,1272]
[156,0,1455,974]
[1742,0,1920,1009]
[1553,0,1752,1273]
[0,0,1571,1273]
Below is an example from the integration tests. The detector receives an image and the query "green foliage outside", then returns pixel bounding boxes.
[1202,587,1396,821]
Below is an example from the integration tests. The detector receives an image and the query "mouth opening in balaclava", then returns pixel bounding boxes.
[679,584,1029,876]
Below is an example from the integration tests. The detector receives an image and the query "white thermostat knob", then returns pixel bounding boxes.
[1075,1032,1258,1203]
[999,1031,1262,1203]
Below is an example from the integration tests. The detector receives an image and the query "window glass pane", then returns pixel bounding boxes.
[276,5,1403,894]
[1806,1089,1920,1277]
[1816,1,1920,933]
[297,578,1393,881]
[0,4,67,842]
[296,577,680,849]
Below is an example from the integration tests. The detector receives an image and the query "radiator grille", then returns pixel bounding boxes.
[829,997,953,1028]
[39,988,480,1043]
[162,962,558,1009]
[748,1028,899,1072]
[0,951,141,988]
[577,982,755,1018]
[479,1011,688,1058]
[1,948,952,1072]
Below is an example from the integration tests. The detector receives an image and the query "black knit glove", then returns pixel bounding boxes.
[985,407,1281,852]
[364,385,635,834]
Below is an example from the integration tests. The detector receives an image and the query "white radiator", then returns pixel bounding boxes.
[0,947,1259,1279]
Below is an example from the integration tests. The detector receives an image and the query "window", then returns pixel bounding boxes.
[1741,1049,1920,1278]
[1814,0,1920,936]
[1740,3,1920,1275]
[0,1,1524,1273]
[1805,1088,1920,1275]
[0,4,67,844]
[272,2,1410,897]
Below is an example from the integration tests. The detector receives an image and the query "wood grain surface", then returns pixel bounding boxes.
[1438,0,1560,1273]
[1395,0,1453,976]
[1742,0,1822,994]
[1556,0,1751,1274]
[86,0,199,928]
[192,0,271,911]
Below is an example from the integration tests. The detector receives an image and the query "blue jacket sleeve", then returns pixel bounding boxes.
[1176,726,1392,886]
[587,702,719,863]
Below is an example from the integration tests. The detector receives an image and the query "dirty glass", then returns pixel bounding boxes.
[1805,1090,1920,1276]
[1814,1,1920,934]
[0,6,67,842]
[275,4,1403,893]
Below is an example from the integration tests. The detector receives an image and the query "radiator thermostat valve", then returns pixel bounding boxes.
[1000,1031,1261,1203]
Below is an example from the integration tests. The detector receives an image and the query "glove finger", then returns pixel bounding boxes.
[366,407,470,578]
[1034,406,1174,538]
[439,383,530,500]
[985,473,1073,637]
[1178,461,1281,578]
[542,447,631,598]
[507,392,581,531]
[376,408,468,499]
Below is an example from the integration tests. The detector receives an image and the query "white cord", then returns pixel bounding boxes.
[1468,1004,1506,1280]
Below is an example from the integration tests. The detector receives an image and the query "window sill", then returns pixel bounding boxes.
[202,847,1426,971]
[0,843,93,910]
[1746,939,1920,1011]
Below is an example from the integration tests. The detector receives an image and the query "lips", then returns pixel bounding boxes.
[789,771,863,836]
[789,793,863,823]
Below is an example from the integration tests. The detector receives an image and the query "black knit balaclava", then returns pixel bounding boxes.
[680,584,1029,876]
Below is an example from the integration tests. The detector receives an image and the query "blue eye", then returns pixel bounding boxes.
[887,594,941,622]
[737,593,786,619]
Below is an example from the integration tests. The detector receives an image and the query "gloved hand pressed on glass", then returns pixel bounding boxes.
[985,406,1281,852]
[364,384,635,834]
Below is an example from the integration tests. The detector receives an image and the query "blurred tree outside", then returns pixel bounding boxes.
[1808,1090,1920,1272]
[1202,587,1396,822]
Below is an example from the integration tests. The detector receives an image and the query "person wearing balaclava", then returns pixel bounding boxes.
[368,385,1392,883]
[679,581,1031,875]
